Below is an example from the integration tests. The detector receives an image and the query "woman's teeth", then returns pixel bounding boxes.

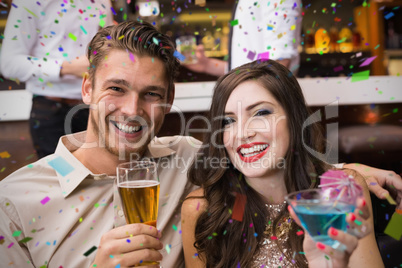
[116,122,141,134]
[240,144,268,157]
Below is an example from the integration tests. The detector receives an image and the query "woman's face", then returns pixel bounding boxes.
[222,80,290,180]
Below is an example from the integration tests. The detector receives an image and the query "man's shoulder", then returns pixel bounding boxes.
[154,135,202,154]
[0,155,59,193]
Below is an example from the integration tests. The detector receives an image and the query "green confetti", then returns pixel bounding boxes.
[94,203,99,208]
[80,25,87,35]
[230,19,239,26]
[152,37,159,45]
[19,237,33,243]
[172,225,178,231]
[12,230,22,237]
[384,212,402,240]
[351,70,370,82]
[68,33,77,41]
[165,244,171,254]
[99,19,105,28]
[23,7,38,18]
[393,108,398,113]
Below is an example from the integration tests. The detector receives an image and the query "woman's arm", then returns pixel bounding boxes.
[181,188,208,268]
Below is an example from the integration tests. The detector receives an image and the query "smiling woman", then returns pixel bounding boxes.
[181,59,384,268]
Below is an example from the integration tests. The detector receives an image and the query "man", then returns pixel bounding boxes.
[0,21,400,267]
[0,21,199,267]
[0,0,113,158]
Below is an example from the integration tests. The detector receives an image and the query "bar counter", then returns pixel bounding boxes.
[0,75,401,121]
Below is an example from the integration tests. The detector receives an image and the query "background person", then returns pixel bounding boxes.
[184,0,301,76]
[0,0,113,158]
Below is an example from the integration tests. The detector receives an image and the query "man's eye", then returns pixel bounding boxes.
[254,109,272,116]
[109,87,124,92]
[145,92,163,99]
[222,117,235,127]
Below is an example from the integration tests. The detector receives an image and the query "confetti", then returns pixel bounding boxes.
[40,196,50,205]
[23,7,38,18]
[165,244,171,254]
[257,51,269,62]
[19,237,33,243]
[296,230,304,236]
[351,70,370,82]
[384,193,397,205]
[99,19,105,28]
[0,151,11,158]
[359,56,377,67]
[48,156,74,176]
[384,211,402,240]
[68,33,77,41]
[12,231,22,237]
[247,51,256,61]
[83,246,97,257]
[80,25,87,35]
[384,12,394,20]
[230,19,238,26]
[173,50,185,61]
[232,193,247,222]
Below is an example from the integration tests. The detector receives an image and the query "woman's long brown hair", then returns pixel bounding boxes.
[188,60,332,267]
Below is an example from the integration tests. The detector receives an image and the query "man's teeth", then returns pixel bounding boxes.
[240,144,268,157]
[116,123,141,134]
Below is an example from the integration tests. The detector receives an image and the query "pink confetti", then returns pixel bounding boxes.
[40,196,50,205]
[8,242,14,248]
[359,56,377,67]
[129,52,135,62]
[296,230,304,236]
[196,202,200,211]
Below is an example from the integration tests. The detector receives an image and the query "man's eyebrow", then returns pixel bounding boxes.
[102,79,131,88]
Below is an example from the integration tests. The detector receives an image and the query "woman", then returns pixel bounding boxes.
[181,60,383,267]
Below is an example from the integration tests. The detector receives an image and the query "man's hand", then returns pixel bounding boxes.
[344,163,402,209]
[91,224,163,267]
[60,55,89,78]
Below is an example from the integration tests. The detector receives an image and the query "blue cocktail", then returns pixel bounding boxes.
[285,189,356,248]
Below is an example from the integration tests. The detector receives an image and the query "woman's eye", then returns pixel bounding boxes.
[222,117,235,127]
[254,109,272,116]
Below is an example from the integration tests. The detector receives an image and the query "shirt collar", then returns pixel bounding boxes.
[53,132,176,198]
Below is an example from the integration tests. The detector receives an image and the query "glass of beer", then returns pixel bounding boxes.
[117,161,160,265]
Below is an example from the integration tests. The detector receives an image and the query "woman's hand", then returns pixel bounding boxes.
[288,197,371,268]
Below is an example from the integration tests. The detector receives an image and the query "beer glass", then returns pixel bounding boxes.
[117,161,160,266]
[175,35,198,64]
[117,161,160,226]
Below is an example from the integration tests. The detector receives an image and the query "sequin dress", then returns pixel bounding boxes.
[251,202,295,268]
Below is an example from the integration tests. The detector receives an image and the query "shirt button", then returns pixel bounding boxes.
[118,210,124,217]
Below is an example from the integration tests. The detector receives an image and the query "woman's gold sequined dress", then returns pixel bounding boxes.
[251,202,295,268]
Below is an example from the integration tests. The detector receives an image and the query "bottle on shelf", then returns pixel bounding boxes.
[305,28,316,54]
[315,28,330,54]
[339,26,353,53]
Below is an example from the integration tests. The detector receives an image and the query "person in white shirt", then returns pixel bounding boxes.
[0,0,113,158]
[185,0,301,76]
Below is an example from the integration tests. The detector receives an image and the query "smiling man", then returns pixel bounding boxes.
[0,21,201,267]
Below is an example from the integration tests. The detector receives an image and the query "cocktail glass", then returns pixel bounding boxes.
[285,188,358,249]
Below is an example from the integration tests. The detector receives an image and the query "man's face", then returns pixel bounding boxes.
[82,49,172,159]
